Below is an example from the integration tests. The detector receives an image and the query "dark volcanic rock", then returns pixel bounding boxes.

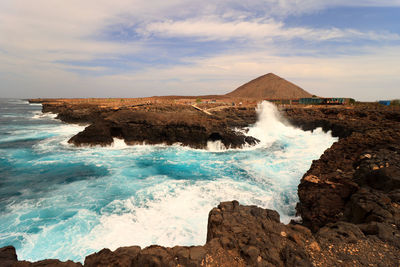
[354,149,400,192]
[282,105,400,265]
[316,221,365,244]
[206,201,313,267]
[68,122,113,146]
[84,247,141,267]
[0,246,17,267]
[288,107,400,233]
[41,104,260,149]
[42,103,108,124]
[0,246,82,267]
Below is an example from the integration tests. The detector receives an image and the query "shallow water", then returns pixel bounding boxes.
[0,99,337,262]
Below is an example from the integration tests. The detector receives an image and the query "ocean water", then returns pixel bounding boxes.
[0,99,337,263]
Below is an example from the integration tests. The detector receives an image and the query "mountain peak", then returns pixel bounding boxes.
[226,73,312,99]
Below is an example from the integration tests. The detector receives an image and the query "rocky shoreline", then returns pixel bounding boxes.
[40,100,259,149]
[1,100,400,266]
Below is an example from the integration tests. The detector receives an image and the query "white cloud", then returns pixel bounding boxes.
[98,45,400,101]
[139,18,400,42]
[0,0,399,100]
[264,0,400,15]
[0,1,145,61]
[4,45,398,101]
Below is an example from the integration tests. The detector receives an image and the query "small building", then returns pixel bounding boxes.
[299,97,324,105]
[265,99,302,105]
[266,99,279,104]
[379,100,391,106]
[300,97,350,105]
[323,98,346,105]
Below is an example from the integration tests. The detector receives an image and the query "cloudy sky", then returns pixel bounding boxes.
[1,1,399,100]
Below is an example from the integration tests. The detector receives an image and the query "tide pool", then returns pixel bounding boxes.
[0,99,337,262]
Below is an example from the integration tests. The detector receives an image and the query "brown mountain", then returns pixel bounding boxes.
[226,73,312,99]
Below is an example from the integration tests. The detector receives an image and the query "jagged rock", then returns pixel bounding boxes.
[0,246,17,267]
[354,162,400,192]
[358,222,400,248]
[68,122,113,146]
[317,222,365,244]
[388,189,400,202]
[84,246,141,267]
[294,117,400,231]
[206,201,313,267]
[344,187,395,224]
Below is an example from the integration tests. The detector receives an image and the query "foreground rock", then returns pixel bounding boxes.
[0,245,81,267]
[3,201,400,266]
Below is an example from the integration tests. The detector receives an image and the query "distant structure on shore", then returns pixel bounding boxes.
[225,73,353,105]
[226,73,312,99]
[379,100,391,106]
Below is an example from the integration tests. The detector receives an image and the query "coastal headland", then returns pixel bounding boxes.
[2,74,400,266]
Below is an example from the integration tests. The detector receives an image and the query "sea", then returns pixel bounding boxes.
[0,98,337,263]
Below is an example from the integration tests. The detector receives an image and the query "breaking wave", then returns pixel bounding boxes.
[0,99,337,262]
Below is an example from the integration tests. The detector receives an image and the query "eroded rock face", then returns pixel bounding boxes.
[206,201,313,267]
[42,103,108,124]
[281,106,400,266]
[286,107,400,234]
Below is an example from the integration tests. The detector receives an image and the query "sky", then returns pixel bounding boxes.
[0,1,399,101]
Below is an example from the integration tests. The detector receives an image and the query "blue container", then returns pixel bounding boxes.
[299,98,323,105]
[379,100,391,106]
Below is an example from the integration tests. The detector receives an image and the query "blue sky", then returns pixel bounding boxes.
[0,1,399,100]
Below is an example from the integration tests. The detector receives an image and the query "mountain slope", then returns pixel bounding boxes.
[226,73,312,99]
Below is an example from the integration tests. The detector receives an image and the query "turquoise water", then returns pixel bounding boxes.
[0,99,337,262]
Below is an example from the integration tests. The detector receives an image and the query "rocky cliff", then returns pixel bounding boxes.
[284,106,400,240]
[41,102,258,149]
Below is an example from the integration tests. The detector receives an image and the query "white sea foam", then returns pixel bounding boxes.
[206,140,226,151]
[31,111,57,120]
[0,114,19,118]
[110,138,129,149]
[6,99,30,105]
[79,178,272,255]
[247,101,294,147]
[34,124,87,152]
